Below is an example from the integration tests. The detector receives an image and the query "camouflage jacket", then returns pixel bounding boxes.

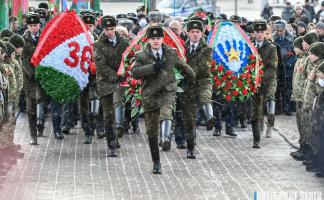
[184,38,212,88]
[3,62,18,103]
[292,53,308,102]
[21,30,39,91]
[132,44,196,112]
[255,39,278,85]
[302,58,323,110]
[94,32,129,97]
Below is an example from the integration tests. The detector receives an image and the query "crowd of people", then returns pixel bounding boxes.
[0,0,323,175]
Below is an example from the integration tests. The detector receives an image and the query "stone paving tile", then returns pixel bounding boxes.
[0,113,324,200]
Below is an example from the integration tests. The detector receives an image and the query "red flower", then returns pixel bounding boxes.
[136,99,141,106]
[211,60,216,66]
[213,75,218,82]
[237,80,243,88]
[125,71,131,78]
[215,79,222,86]
[221,75,227,81]
[232,90,239,96]
[130,79,138,87]
[249,55,256,60]
[225,94,232,102]
[251,62,256,68]
[225,70,232,76]
[134,44,141,51]
[231,75,237,81]
[259,69,264,75]
[138,89,142,94]
[217,65,224,72]
[140,37,148,43]
[245,65,251,71]
[226,81,232,88]
[250,85,254,91]
[253,88,257,93]
[211,65,216,72]
[129,88,135,94]
[129,50,135,57]
[242,88,248,95]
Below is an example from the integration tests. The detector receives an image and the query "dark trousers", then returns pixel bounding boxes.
[174,95,185,145]
[145,109,160,162]
[25,89,37,137]
[212,93,235,130]
[51,102,62,133]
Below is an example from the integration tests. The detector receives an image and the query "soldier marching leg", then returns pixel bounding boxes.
[25,89,37,145]
[90,98,100,136]
[145,109,161,174]
[80,87,92,144]
[36,87,46,137]
[265,100,275,138]
[51,102,64,139]
[212,93,224,136]
[225,101,237,137]
[159,104,173,152]
[252,94,264,148]
[183,94,197,159]
[102,94,117,157]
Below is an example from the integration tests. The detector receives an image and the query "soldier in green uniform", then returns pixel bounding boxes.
[132,25,195,174]
[300,42,324,171]
[0,40,8,131]
[251,20,278,148]
[2,42,19,137]
[94,16,129,157]
[182,20,216,158]
[78,13,100,144]
[9,34,24,100]
[21,13,42,145]
[291,32,318,159]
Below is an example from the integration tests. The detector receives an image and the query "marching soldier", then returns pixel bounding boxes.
[79,13,101,144]
[21,13,42,145]
[291,32,318,159]
[183,20,216,158]
[94,16,129,157]
[251,20,278,148]
[132,25,195,174]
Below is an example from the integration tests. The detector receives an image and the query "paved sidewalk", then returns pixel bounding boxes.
[0,113,323,200]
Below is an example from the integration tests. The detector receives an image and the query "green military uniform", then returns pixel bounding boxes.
[94,16,129,156]
[302,42,324,151]
[79,13,101,144]
[182,20,215,158]
[21,13,41,145]
[0,41,8,131]
[251,20,278,148]
[132,25,195,173]
[291,33,318,153]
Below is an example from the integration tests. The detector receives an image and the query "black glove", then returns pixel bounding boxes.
[153,61,163,72]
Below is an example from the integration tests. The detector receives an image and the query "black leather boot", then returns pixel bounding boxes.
[252,120,261,149]
[107,128,117,157]
[115,105,125,138]
[148,136,161,174]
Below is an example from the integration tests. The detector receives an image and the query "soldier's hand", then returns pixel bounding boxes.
[308,72,315,80]
[4,68,12,76]
[153,61,163,72]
